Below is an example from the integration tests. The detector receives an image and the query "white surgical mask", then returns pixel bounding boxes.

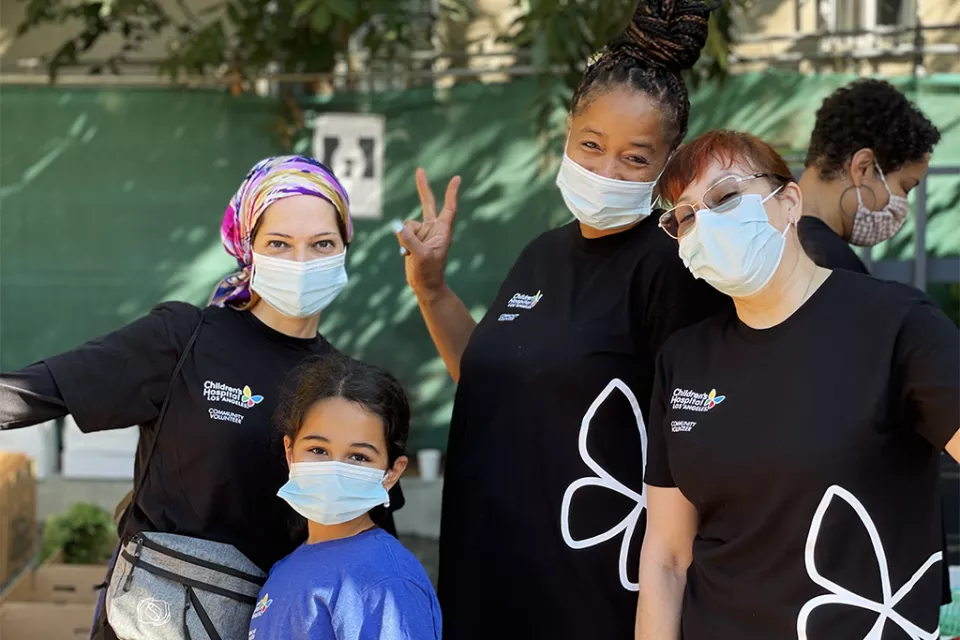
[251,251,347,318]
[678,192,791,298]
[277,461,390,526]
[555,152,663,230]
[849,161,910,247]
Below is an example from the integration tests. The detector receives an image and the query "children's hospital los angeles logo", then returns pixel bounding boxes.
[204,381,265,424]
[251,594,272,619]
[671,388,726,413]
[204,382,264,409]
[507,290,543,310]
[499,290,544,322]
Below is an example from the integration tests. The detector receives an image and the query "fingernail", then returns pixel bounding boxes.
[390,219,403,234]
[400,247,409,256]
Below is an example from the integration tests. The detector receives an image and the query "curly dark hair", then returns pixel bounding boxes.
[277,352,410,464]
[571,0,720,149]
[805,79,940,180]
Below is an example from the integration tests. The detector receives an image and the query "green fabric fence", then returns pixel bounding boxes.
[1,71,957,449]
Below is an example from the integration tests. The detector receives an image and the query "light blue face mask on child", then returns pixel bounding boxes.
[277,461,390,526]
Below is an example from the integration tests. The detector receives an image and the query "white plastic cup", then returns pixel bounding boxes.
[417,448,442,483]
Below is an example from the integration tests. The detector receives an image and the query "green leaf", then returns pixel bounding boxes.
[293,0,317,20]
[200,2,225,17]
[310,7,331,33]
[40,503,115,565]
[225,1,242,25]
[326,0,358,22]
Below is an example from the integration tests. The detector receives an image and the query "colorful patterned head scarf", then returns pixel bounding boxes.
[209,155,352,308]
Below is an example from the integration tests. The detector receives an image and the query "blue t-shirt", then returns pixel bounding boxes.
[247,527,441,640]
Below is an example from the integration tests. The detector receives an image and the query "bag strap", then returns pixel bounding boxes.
[187,585,223,640]
[120,310,206,539]
[119,549,258,605]
[136,535,265,586]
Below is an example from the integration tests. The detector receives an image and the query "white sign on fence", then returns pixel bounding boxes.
[312,113,385,220]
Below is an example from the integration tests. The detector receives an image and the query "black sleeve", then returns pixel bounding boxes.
[645,350,676,488]
[798,217,869,274]
[893,299,960,450]
[0,362,68,430]
[641,235,731,356]
[42,302,202,434]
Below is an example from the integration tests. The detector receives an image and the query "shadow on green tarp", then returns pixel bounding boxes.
[1,72,957,449]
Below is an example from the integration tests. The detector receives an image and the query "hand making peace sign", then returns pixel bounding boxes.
[396,168,462,296]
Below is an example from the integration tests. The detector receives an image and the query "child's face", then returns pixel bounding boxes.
[284,396,407,491]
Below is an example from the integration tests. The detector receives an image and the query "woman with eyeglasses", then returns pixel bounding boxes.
[636,130,959,640]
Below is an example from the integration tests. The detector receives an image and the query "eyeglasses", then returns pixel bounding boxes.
[658,173,792,239]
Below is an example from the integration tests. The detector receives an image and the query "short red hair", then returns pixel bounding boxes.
[659,130,793,205]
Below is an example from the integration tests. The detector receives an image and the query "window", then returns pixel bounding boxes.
[876,0,914,27]
[823,0,916,31]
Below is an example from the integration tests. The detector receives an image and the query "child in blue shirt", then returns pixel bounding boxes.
[248,353,441,640]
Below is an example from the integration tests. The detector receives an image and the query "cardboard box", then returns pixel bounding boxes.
[0,423,58,480]
[0,561,107,640]
[0,454,36,588]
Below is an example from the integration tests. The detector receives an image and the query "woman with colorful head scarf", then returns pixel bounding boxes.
[0,155,401,639]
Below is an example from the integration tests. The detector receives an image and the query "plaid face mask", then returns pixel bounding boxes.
[849,162,909,247]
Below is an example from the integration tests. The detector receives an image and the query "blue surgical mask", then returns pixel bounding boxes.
[678,191,790,298]
[277,461,389,526]
[251,251,348,318]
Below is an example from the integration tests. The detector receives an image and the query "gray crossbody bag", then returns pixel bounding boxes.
[104,312,268,640]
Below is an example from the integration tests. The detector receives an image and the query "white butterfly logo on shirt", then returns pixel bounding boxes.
[797,484,942,640]
[560,378,647,592]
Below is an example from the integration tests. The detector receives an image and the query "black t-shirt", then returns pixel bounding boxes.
[799,213,952,604]
[646,270,959,640]
[44,303,335,571]
[438,218,729,640]
[798,215,868,274]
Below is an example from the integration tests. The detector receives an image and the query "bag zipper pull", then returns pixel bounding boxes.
[123,535,144,592]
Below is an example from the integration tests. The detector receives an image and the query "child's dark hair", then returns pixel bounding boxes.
[277,352,410,465]
[804,79,940,180]
[571,0,719,149]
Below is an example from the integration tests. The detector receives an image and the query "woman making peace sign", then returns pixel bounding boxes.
[396,2,728,638]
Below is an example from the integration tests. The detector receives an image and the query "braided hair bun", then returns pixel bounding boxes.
[609,0,717,74]
[571,0,720,148]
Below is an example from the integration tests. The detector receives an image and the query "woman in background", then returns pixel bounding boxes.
[797,78,940,272]
[796,78,951,605]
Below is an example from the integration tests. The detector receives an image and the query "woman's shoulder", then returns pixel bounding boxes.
[357,530,434,587]
[107,301,204,351]
[516,223,575,258]
[148,300,203,320]
[827,270,935,314]
[146,301,206,331]
[657,309,729,359]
